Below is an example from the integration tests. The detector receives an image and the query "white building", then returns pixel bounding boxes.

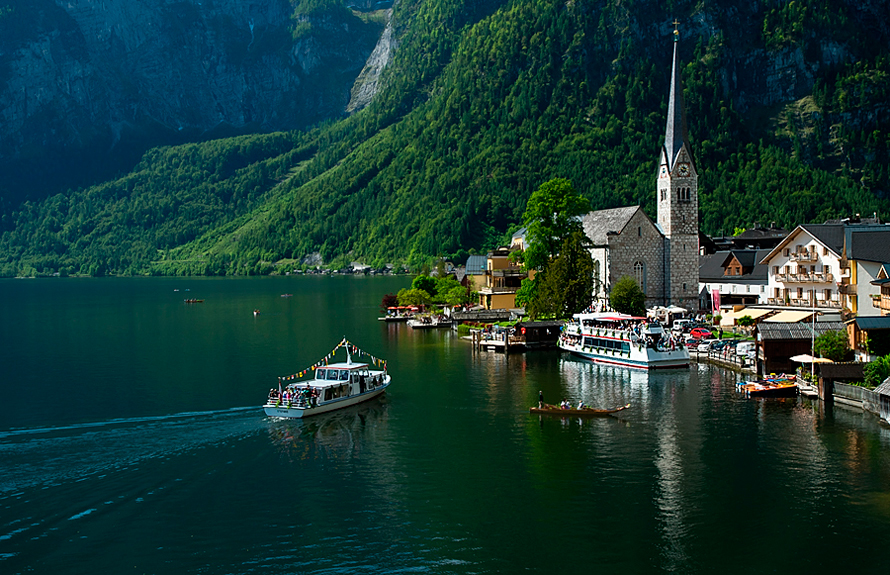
[759,220,890,316]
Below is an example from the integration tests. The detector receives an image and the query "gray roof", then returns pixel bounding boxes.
[700,249,770,282]
[465,255,487,274]
[757,321,847,341]
[800,224,845,255]
[849,230,890,263]
[580,206,651,246]
[874,378,890,396]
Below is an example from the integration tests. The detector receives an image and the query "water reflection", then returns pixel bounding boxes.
[264,400,390,463]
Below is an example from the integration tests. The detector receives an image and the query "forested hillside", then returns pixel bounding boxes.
[2,0,889,277]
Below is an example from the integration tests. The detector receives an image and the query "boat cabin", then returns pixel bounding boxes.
[281,362,385,407]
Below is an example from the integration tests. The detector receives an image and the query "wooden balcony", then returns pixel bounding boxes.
[790,251,818,262]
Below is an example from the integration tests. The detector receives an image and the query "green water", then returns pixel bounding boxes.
[1,277,889,574]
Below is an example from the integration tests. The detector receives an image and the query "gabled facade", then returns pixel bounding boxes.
[759,225,843,309]
[581,206,665,307]
[759,221,890,315]
[699,249,770,311]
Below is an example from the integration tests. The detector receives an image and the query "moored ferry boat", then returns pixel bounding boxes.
[559,312,689,370]
[264,338,391,418]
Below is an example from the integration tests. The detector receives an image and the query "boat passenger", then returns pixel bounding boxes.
[538,390,544,409]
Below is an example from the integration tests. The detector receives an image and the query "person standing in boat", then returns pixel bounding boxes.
[538,390,544,409]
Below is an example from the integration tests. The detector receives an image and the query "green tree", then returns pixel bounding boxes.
[609,276,646,317]
[411,274,437,296]
[529,231,593,319]
[521,178,590,270]
[514,277,537,310]
[814,330,850,362]
[864,354,890,387]
[397,288,431,307]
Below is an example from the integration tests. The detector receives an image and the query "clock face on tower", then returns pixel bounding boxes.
[677,163,690,177]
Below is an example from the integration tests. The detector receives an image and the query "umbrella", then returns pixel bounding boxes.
[789,354,833,363]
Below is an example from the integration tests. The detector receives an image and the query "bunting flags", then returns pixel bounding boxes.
[278,337,387,380]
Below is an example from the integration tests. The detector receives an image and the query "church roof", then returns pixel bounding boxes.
[663,29,688,170]
[580,206,648,246]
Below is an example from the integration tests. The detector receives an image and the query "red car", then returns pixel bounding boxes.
[689,327,713,340]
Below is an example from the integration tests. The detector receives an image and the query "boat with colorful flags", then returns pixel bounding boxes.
[263,338,391,418]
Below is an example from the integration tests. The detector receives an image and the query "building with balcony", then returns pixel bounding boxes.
[872,265,890,316]
[759,220,890,316]
[477,245,527,310]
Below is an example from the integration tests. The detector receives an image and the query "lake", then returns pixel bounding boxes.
[1,277,889,574]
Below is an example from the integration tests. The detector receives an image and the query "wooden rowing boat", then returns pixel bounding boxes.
[529,403,630,416]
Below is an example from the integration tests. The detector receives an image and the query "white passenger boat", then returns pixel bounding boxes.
[263,338,391,418]
[559,312,689,370]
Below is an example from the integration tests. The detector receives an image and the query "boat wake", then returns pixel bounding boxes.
[0,407,262,495]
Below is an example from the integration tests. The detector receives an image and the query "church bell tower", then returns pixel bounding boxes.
[656,22,699,311]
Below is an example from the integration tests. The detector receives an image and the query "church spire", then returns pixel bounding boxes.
[663,20,688,171]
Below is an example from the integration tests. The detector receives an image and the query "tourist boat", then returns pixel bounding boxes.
[737,375,799,398]
[559,312,690,369]
[183,299,204,303]
[263,338,391,419]
[530,403,630,416]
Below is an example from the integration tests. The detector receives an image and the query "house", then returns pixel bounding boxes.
[477,245,527,310]
[759,218,890,316]
[699,249,770,313]
[464,255,487,294]
[871,264,890,316]
[580,29,699,313]
[846,316,890,362]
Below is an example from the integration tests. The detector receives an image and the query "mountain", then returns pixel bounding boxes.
[0,0,387,203]
[1,0,889,277]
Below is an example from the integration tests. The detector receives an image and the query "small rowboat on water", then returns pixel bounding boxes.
[530,403,630,416]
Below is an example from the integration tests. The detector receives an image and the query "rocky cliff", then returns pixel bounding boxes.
[0,0,386,199]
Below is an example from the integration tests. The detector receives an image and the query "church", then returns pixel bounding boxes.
[581,27,700,313]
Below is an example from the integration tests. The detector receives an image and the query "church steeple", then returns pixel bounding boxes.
[663,20,688,172]
[656,21,699,310]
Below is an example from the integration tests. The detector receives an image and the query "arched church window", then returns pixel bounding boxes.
[634,261,646,293]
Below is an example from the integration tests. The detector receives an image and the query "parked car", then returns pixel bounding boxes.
[697,339,718,352]
[689,327,713,340]
[710,340,729,352]
[735,341,756,358]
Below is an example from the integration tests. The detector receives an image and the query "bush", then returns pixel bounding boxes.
[864,355,890,388]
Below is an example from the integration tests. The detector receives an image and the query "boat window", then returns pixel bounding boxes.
[315,369,326,380]
[583,337,594,347]
[339,370,349,381]
[325,388,333,401]
[327,370,340,381]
